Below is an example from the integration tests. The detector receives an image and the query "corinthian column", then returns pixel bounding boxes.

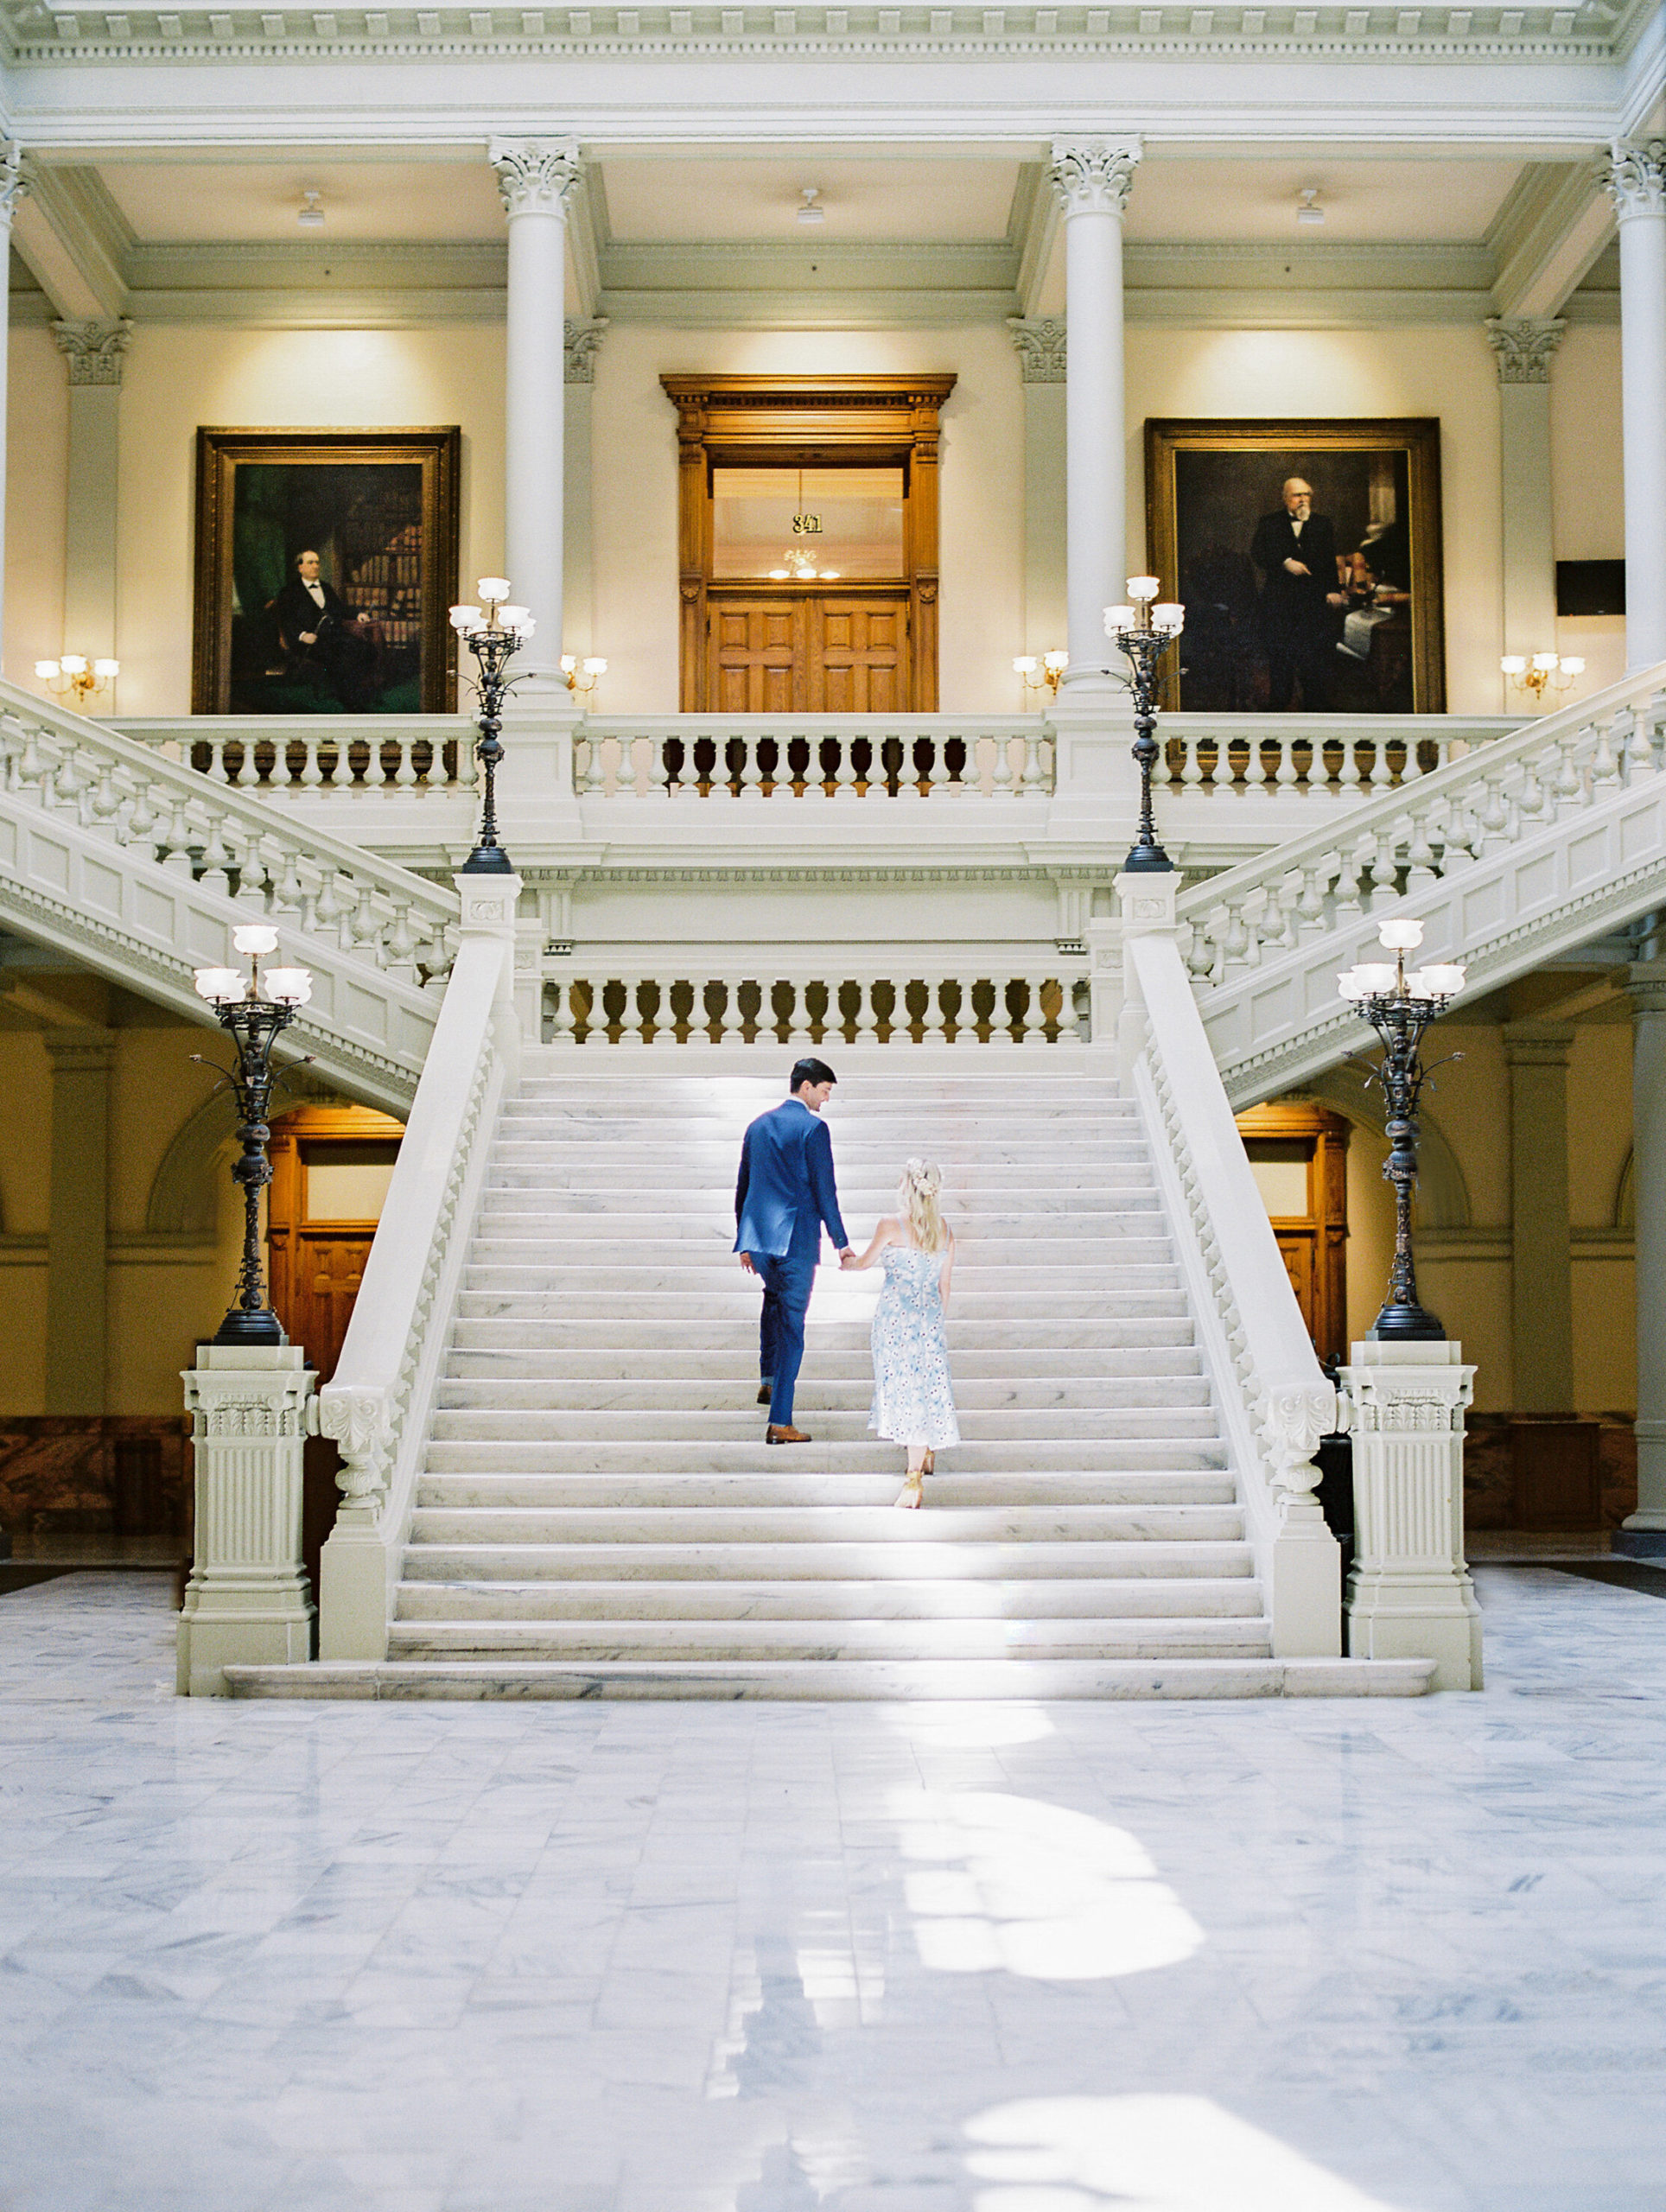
[490,137,583,688]
[54,319,132,684]
[1485,316,1564,683]
[1048,140,1140,695]
[1600,142,1666,671]
[0,144,29,669]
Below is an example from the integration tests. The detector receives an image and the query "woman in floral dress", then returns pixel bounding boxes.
[848,1158,959,1509]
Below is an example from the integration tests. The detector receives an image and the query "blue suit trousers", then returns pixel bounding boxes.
[750,1212,822,1428]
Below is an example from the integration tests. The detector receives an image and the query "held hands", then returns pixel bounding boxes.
[838,1248,858,1270]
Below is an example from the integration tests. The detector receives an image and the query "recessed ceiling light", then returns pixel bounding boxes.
[1296,187,1325,226]
[796,187,826,226]
[298,188,326,229]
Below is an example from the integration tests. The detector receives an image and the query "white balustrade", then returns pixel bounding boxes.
[1119,908,1343,1660]
[115,714,478,792]
[317,877,521,1662]
[540,961,1088,1046]
[1186,664,1666,1105]
[570,715,1055,798]
[1158,715,1515,800]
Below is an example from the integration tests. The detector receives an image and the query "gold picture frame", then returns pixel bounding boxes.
[192,426,461,715]
[1144,416,1446,714]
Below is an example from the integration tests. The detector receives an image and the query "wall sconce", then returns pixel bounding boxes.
[298,188,325,229]
[36,654,119,706]
[1296,187,1325,226]
[1501,651,1583,703]
[1014,652,1069,701]
[796,187,826,226]
[561,654,607,700]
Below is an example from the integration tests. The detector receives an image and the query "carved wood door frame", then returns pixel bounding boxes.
[1236,1101,1351,1369]
[660,372,957,712]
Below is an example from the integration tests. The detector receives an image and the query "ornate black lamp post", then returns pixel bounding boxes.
[449,577,535,875]
[192,927,314,1347]
[1338,919,1466,1341]
[1104,575,1185,874]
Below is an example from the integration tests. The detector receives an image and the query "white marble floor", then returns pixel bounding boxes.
[3,1568,1665,2212]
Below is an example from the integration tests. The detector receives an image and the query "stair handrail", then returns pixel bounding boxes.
[315,877,522,1661]
[1120,912,1342,1656]
[1176,663,1666,981]
[0,680,457,963]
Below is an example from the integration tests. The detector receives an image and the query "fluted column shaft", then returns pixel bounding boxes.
[491,137,582,685]
[1602,143,1666,671]
[1049,141,1139,694]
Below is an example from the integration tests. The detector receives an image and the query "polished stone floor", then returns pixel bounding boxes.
[3,1568,1664,2212]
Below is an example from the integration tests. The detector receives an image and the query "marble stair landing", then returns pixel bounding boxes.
[231,1051,1425,1700]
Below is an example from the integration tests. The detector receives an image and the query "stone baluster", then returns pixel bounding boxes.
[1366,824,1399,904]
[393,733,419,789]
[233,736,260,788]
[1242,734,1269,799]
[1336,734,1362,794]
[1273,732,1300,795]
[1186,912,1222,982]
[1553,726,1588,814]
[1220,900,1251,971]
[991,732,1018,798]
[828,736,858,798]
[736,734,764,801]
[1294,861,1330,938]
[922,979,951,1043]
[546,975,574,1042]
[297,733,324,789]
[1017,729,1047,795]
[1179,733,1205,797]
[1404,804,1439,887]
[852,980,880,1044]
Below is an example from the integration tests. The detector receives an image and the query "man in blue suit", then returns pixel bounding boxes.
[734,1058,855,1444]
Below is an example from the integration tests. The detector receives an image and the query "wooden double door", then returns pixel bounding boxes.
[709,591,909,713]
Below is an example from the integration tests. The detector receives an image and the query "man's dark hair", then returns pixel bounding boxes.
[789,1058,836,1092]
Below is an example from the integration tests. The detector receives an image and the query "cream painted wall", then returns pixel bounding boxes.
[110,325,506,715]
[589,325,1026,714]
[1550,326,1626,695]
[1124,327,1505,713]
[4,327,69,688]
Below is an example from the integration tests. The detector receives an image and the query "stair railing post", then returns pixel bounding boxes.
[1336,1339,1482,1690]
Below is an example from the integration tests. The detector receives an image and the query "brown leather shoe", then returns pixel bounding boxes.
[766,1425,811,1445]
[757,1384,772,1406]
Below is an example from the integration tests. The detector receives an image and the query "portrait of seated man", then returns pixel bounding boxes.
[272,549,384,712]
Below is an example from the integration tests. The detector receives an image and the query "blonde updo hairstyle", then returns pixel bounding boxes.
[898,1157,948,1253]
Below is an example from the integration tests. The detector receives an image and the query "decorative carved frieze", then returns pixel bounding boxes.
[489,136,583,218]
[1048,139,1141,219]
[564,315,608,386]
[1484,315,1565,385]
[53,319,134,388]
[1601,139,1666,223]
[0,143,26,228]
[1008,316,1066,385]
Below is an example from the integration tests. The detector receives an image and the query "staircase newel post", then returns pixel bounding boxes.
[177,1344,317,1695]
[1112,869,1180,1083]
[1336,1338,1483,1689]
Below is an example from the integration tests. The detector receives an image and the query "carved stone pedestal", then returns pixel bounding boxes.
[177,1345,317,1696]
[1337,1339,1482,1691]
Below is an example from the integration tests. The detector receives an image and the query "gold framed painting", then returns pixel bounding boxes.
[1144,417,1446,714]
[191,426,461,715]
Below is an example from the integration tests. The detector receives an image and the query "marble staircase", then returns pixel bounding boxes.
[243,1056,1431,1700]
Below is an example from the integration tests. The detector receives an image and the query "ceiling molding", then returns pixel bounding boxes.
[11,160,130,311]
[0,3,1630,71]
[1486,156,1612,313]
[1008,157,1057,318]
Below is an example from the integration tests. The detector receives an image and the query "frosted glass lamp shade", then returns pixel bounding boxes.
[1413,963,1466,998]
[35,660,58,679]
[93,658,120,678]
[264,968,314,1007]
[476,576,512,602]
[449,604,482,632]
[1104,605,1135,633]
[193,967,245,1005]
[1153,604,1185,634]
[1500,655,1527,676]
[1377,918,1425,950]
[59,655,87,675]
[1127,575,1160,601]
[232,925,280,957]
[1351,963,1399,994]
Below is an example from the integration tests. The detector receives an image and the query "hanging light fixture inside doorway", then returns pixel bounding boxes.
[767,468,842,582]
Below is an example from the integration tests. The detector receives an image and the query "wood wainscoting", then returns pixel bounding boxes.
[661,373,955,713]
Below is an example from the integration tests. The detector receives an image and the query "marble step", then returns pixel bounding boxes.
[434,1375,1213,1410]
[442,1347,1205,1382]
[481,1187,1162,1216]
[224,1656,1436,1701]
[383,1617,1276,1662]
[473,1203,1164,1234]
[408,1503,1244,1545]
[448,1316,1198,1351]
[398,1537,1255,1582]
[497,1114,1143,1139]
[415,1471,1237,1510]
[486,1162,1159,1191]
[454,1289,1192,1322]
[490,1141,1152,1166]
[393,1574,1267,1622]
[422,1440,1228,1475]
[464,1236,1175,1269]
[426,1404,1219,1443]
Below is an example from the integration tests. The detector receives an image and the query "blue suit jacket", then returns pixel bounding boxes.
[734,1098,849,1259]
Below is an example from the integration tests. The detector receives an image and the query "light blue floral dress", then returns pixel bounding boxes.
[868,1242,960,1451]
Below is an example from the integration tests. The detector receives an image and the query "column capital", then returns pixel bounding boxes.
[1601,139,1666,222]
[1484,315,1565,385]
[490,136,583,217]
[1048,139,1141,218]
[1502,1021,1575,1065]
[1007,315,1066,384]
[41,1025,117,1071]
[0,142,26,227]
[1628,960,1666,1016]
[52,317,133,388]
[564,315,608,386]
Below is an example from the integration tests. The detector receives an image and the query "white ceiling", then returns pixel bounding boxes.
[600,156,1025,245]
[87,152,1529,253]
